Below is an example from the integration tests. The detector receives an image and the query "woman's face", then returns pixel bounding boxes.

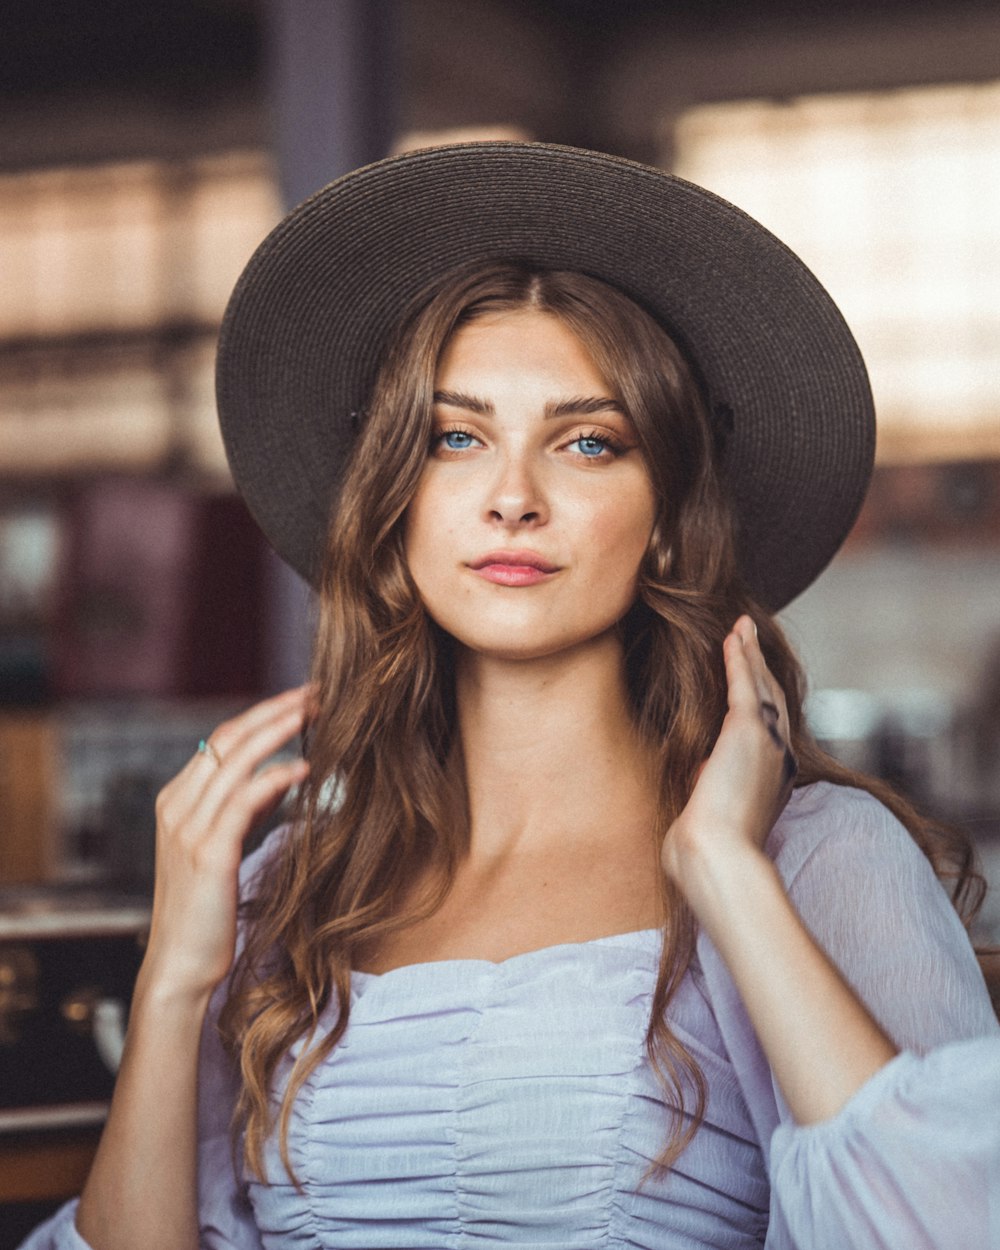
[404,308,657,662]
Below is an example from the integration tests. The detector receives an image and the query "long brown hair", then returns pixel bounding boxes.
[219,260,986,1181]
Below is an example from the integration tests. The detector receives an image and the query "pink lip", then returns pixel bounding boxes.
[469,550,560,587]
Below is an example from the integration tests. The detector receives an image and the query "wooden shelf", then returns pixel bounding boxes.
[0,1128,100,1204]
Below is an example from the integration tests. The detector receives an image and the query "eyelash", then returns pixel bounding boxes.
[432,426,627,460]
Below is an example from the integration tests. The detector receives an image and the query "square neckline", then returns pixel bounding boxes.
[350,925,664,981]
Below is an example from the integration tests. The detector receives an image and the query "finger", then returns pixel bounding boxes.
[174,685,314,794]
[735,617,791,729]
[722,624,764,717]
[760,700,780,725]
[197,738,223,769]
[724,622,794,771]
[164,696,311,837]
[193,705,311,832]
[173,758,311,888]
[762,673,791,737]
[209,758,310,850]
[251,768,306,831]
[205,684,315,764]
[735,617,773,694]
[734,616,775,702]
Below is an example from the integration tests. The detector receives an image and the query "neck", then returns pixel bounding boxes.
[453,630,660,861]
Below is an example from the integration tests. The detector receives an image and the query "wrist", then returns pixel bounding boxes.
[665,824,775,922]
[132,959,218,1018]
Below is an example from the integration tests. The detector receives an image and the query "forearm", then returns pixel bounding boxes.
[75,973,211,1250]
[681,841,898,1124]
[71,689,309,1250]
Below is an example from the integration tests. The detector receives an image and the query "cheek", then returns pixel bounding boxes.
[580,489,657,580]
[402,502,430,592]
[403,476,460,593]
[404,474,439,551]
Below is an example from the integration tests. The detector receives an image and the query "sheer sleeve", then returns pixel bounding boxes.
[16,828,289,1250]
[188,824,297,1248]
[696,781,1000,1250]
[190,970,264,1250]
[767,1036,999,1248]
[15,1202,90,1250]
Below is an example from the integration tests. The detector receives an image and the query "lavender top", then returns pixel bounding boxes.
[22,782,1000,1249]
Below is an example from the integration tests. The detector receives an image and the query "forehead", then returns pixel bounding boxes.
[436,309,615,392]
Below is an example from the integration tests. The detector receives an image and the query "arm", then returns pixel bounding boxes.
[76,979,212,1249]
[71,687,312,1250]
[759,795,1000,1250]
[680,842,898,1123]
[665,617,999,1249]
[19,922,267,1250]
[662,616,897,1124]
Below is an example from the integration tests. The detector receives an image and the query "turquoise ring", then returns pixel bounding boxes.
[197,738,223,768]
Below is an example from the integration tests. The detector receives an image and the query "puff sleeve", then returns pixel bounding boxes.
[696,781,1000,1250]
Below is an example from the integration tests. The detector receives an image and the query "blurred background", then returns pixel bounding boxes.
[1,0,999,1239]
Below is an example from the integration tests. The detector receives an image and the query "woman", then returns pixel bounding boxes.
[25,143,998,1250]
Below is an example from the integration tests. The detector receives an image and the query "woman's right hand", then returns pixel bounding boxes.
[137,684,313,1002]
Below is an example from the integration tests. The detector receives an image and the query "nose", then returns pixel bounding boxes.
[485,448,548,528]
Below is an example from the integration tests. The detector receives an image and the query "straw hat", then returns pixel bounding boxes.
[216,141,875,610]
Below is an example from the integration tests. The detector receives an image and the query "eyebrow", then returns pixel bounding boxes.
[432,389,627,419]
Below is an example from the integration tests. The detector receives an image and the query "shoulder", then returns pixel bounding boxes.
[230,822,298,958]
[207,823,299,1003]
[238,821,296,897]
[760,782,999,1048]
[764,780,921,893]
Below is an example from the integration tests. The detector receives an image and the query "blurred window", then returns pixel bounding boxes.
[672,81,1000,463]
[0,152,280,476]
[0,151,279,337]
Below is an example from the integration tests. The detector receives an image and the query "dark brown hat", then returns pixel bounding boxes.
[216,141,875,610]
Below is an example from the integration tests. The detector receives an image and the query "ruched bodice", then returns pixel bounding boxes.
[248,932,769,1248]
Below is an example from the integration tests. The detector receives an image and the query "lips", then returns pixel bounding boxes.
[468,550,560,586]
[470,550,558,573]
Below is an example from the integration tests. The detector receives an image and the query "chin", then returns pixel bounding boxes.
[465,639,573,663]
[446,622,626,665]
[420,590,636,665]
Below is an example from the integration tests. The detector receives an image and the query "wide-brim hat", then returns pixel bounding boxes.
[216,141,875,611]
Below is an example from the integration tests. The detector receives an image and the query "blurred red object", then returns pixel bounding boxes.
[54,479,268,699]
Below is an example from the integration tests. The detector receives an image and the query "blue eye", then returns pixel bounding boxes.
[574,436,610,457]
[441,430,475,450]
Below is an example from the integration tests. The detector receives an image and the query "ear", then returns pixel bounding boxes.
[643,517,673,584]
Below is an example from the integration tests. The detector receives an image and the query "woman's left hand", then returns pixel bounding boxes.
[660,616,898,1125]
[661,614,797,886]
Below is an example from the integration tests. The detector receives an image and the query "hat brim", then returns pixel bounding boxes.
[216,141,875,611]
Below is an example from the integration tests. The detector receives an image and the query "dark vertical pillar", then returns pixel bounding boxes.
[266,0,398,206]
[260,0,398,691]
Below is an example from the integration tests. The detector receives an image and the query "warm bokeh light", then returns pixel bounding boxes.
[0,151,281,477]
[672,80,1000,463]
